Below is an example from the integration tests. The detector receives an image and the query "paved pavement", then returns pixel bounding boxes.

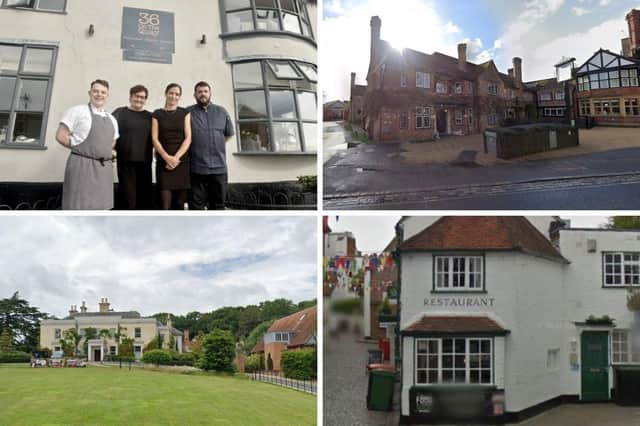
[324,320,399,425]
[324,121,350,164]
[517,403,640,426]
[324,144,640,210]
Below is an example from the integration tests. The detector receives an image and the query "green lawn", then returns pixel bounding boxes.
[0,364,316,425]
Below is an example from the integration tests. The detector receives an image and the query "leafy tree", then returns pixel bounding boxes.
[59,338,74,357]
[238,305,261,338]
[82,327,98,355]
[190,331,206,361]
[0,328,14,352]
[259,299,296,323]
[243,320,274,355]
[144,336,160,352]
[607,217,640,229]
[297,299,317,311]
[119,337,134,358]
[0,292,49,353]
[168,334,176,351]
[199,329,235,372]
[63,328,81,357]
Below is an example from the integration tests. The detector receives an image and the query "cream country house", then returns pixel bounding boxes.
[40,298,183,361]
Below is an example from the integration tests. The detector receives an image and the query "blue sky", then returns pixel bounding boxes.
[322,0,640,101]
[0,217,317,318]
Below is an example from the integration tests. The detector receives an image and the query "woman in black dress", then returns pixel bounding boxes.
[151,83,192,210]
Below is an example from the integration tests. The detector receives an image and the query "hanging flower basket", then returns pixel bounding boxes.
[584,315,615,326]
[626,290,640,312]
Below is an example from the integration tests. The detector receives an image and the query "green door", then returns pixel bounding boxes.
[581,331,609,401]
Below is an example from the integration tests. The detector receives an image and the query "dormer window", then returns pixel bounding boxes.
[434,255,484,291]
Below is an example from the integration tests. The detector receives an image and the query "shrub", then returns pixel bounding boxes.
[172,352,195,366]
[331,298,363,315]
[142,349,172,366]
[111,355,135,363]
[297,175,317,193]
[0,351,31,363]
[118,338,134,358]
[199,329,236,372]
[144,336,160,352]
[245,353,264,372]
[281,350,316,380]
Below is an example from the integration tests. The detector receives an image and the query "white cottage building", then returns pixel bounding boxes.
[0,0,317,209]
[395,216,640,424]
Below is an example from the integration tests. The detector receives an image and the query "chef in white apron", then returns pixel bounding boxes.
[56,79,119,210]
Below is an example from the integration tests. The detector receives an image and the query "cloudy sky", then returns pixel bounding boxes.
[0,216,316,318]
[322,0,640,101]
[328,215,609,253]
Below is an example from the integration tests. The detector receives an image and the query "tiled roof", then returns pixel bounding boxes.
[403,315,508,334]
[268,305,317,348]
[251,340,265,354]
[399,216,567,263]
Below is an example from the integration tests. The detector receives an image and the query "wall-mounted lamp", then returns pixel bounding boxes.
[88,24,95,36]
[200,34,207,45]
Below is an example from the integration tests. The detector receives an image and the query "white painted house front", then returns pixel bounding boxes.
[396,217,640,424]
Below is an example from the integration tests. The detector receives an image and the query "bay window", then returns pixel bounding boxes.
[233,59,316,153]
[434,255,483,291]
[223,0,314,39]
[416,338,492,385]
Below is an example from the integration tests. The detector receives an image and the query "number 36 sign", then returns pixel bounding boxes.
[121,7,175,53]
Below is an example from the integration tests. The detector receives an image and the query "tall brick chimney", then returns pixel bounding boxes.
[626,9,640,59]
[508,68,514,78]
[458,43,467,71]
[370,16,381,66]
[513,57,522,87]
[69,305,77,316]
[351,72,356,88]
[80,301,87,313]
[622,37,631,57]
[99,297,110,313]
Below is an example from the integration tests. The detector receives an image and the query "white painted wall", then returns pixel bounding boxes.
[325,232,354,258]
[0,0,317,184]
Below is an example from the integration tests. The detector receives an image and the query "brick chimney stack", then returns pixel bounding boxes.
[513,57,522,87]
[458,43,467,71]
[350,72,356,88]
[626,9,640,59]
[99,297,110,313]
[69,305,77,315]
[370,16,381,66]
[80,301,87,313]
[622,38,631,57]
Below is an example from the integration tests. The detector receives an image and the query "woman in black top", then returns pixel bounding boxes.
[151,83,192,210]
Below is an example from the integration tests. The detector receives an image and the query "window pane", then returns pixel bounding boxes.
[255,0,276,6]
[268,60,301,79]
[5,0,34,8]
[296,62,317,82]
[272,122,300,151]
[236,90,267,119]
[256,9,280,31]
[282,13,302,34]
[300,122,317,152]
[0,44,22,73]
[417,370,427,384]
[270,90,297,119]
[225,0,250,10]
[12,112,43,143]
[0,113,8,144]
[233,62,263,89]
[297,92,316,121]
[0,77,16,110]
[15,79,48,111]
[280,0,297,12]
[37,0,65,11]
[227,10,254,32]
[23,48,53,74]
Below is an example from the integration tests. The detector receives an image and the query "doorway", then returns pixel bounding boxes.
[581,331,609,401]
[93,348,101,362]
[437,110,448,135]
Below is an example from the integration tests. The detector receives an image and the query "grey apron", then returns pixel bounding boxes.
[62,104,115,210]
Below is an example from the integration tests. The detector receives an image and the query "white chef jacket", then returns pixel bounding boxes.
[60,104,120,146]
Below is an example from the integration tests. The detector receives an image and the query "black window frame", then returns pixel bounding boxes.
[221,0,314,41]
[134,327,141,338]
[2,0,66,13]
[0,41,57,150]
[232,58,317,155]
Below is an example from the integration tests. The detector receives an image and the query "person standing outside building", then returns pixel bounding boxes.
[151,83,192,210]
[56,79,119,210]
[112,85,153,209]
[188,81,235,210]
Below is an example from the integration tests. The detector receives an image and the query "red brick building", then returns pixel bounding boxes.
[349,72,366,127]
[358,16,536,142]
[575,9,640,127]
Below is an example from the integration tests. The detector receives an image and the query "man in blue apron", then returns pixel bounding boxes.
[56,79,119,210]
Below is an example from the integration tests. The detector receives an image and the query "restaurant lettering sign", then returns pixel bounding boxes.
[121,7,175,64]
[424,297,496,307]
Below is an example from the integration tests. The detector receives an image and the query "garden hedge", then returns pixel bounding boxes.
[141,349,173,366]
[281,350,316,380]
[0,351,31,363]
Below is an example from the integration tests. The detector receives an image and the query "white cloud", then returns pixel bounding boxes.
[0,217,317,318]
[599,0,612,6]
[444,21,461,34]
[324,0,344,16]
[572,6,591,16]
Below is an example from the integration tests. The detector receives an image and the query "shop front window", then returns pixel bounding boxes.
[223,0,313,39]
[416,338,493,385]
[233,59,316,153]
[0,43,56,148]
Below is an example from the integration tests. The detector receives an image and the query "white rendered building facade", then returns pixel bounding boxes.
[396,217,640,423]
[0,0,317,209]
